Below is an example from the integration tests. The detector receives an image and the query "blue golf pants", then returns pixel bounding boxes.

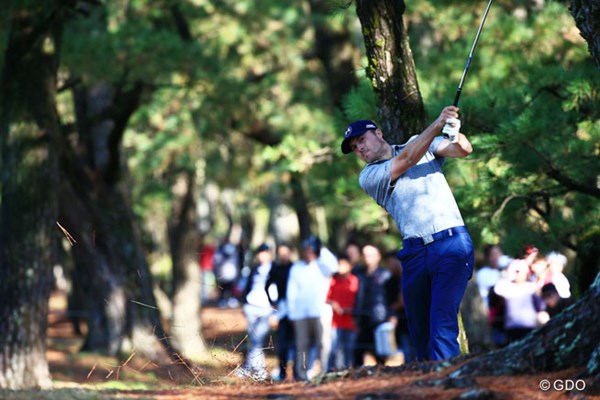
[398,228,474,361]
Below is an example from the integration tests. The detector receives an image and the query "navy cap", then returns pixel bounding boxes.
[255,243,270,254]
[341,120,378,154]
[301,235,321,254]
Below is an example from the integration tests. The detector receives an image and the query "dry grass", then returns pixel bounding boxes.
[3,291,590,399]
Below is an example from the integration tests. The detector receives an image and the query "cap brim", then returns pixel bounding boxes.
[341,138,353,154]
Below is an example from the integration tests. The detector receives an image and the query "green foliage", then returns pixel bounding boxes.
[36,0,598,263]
[408,1,599,260]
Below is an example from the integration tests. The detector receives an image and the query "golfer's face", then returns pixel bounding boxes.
[350,130,383,163]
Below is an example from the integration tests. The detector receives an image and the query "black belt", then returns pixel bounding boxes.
[403,226,468,247]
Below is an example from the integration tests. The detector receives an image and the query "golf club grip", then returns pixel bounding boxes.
[453,89,462,107]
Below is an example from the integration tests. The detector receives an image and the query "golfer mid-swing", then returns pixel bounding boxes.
[342,105,474,361]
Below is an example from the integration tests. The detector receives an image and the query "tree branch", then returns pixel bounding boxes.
[525,142,600,198]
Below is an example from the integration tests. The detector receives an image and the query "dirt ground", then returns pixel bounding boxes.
[41,291,596,399]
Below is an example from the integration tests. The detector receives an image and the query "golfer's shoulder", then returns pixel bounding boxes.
[359,161,388,189]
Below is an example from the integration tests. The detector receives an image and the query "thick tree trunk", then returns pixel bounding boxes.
[58,178,126,353]
[570,0,600,69]
[60,82,137,355]
[168,172,206,359]
[59,79,179,361]
[451,272,600,379]
[355,0,427,143]
[0,5,64,389]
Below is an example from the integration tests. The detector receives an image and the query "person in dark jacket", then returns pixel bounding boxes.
[353,244,391,366]
[383,251,414,363]
[264,242,295,381]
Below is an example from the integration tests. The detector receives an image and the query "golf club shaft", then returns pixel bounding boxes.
[452,0,494,107]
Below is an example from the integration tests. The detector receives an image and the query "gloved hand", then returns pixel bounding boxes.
[442,117,461,143]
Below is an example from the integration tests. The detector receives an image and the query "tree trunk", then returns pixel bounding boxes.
[59,82,137,355]
[290,172,313,240]
[59,79,181,361]
[168,172,206,359]
[451,272,600,380]
[459,281,494,353]
[307,0,360,107]
[0,5,64,389]
[58,178,126,354]
[570,0,600,69]
[355,0,427,143]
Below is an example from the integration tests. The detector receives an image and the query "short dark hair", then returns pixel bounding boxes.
[483,244,501,259]
[276,241,293,250]
[541,283,559,298]
[384,250,400,259]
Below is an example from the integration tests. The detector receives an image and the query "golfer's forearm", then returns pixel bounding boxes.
[437,133,473,157]
[390,121,441,180]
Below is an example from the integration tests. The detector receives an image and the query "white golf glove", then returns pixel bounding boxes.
[442,117,461,143]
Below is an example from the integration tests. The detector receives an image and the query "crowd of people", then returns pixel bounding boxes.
[196,237,575,382]
[199,238,414,382]
[475,244,573,347]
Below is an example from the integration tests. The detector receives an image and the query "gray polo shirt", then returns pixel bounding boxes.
[359,136,464,239]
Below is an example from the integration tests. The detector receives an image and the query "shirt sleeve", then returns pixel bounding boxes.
[286,265,298,316]
[317,247,339,277]
[359,161,393,207]
[430,136,445,154]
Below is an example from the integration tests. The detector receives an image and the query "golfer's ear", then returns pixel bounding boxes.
[375,128,384,138]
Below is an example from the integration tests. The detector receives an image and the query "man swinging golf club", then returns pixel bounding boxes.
[341,106,474,361]
[342,0,493,362]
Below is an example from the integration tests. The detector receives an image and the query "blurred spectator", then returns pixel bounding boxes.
[198,240,216,304]
[265,242,296,381]
[529,254,549,288]
[287,236,338,381]
[213,239,241,308]
[353,244,391,366]
[493,259,548,343]
[487,286,507,347]
[541,283,573,318]
[326,253,359,371]
[383,251,414,363]
[345,241,364,275]
[237,244,275,381]
[546,252,571,299]
[523,244,539,267]
[475,245,504,311]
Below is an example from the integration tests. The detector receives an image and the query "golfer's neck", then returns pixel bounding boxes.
[376,143,394,162]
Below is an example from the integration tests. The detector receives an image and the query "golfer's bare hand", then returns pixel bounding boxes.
[435,106,459,130]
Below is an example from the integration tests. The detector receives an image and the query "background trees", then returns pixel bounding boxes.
[0,2,68,388]
[0,0,598,390]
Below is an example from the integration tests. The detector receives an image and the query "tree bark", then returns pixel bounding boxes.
[290,172,313,240]
[60,79,181,361]
[355,0,427,143]
[168,172,206,359]
[0,4,64,389]
[570,0,600,69]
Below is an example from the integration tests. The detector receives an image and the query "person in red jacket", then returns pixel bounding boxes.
[326,253,360,371]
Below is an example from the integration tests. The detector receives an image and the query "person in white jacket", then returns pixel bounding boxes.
[287,235,338,381]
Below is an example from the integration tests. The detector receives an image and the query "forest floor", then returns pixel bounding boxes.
[0,290,595,399]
